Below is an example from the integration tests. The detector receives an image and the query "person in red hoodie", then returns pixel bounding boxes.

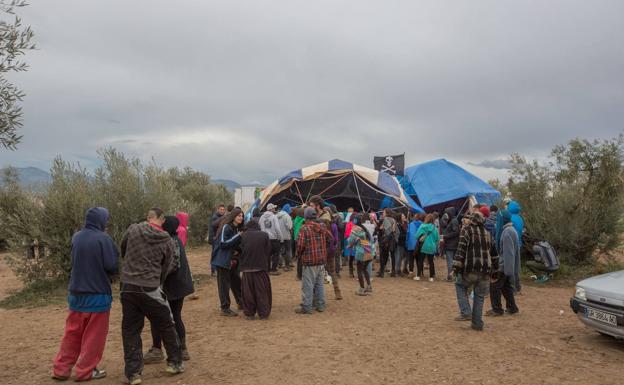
[175,212,190,247]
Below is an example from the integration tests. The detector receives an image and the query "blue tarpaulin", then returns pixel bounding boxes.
[400,159,501,209]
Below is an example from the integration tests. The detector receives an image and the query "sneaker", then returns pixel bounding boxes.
[269,271,281,276]
[485,309,503,317]
[294,307,312,315]
[316,307,325,313]
[143,347,164,364]
[429,277,435,282]
[283,267,292,272]
[390,272,397,277]
[245,315,256,320]
[356,288,367,296]
[536,275,550,283]
[414,276,421,281]
[335,290,343,300]
[446,275,453,282]
[128,374,142,385]
[221,309,238,317]
[365,285,373,293]
[505,309,520,315]
[165,362,185,375]
[454,315,472,322]
[90,368,107,380]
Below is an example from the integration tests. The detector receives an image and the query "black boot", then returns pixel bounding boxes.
[180,338,190,361]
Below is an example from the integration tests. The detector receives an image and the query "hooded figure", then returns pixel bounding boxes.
[161,216,195,301]
[442,207,460,251]
[68,207,119,309]
[53,207,119,382]
[175,212,190,247]
[487,209,520,316]
[507,201,524,247]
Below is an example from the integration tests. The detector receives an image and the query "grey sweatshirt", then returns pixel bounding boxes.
[499,223,520,277]
[259,211,283,241]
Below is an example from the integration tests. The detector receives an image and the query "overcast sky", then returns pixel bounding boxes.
[1,0,622,184]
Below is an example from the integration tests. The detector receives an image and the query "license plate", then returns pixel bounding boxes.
[586,307,618,326]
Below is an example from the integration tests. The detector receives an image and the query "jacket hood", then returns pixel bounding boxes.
[163,216,180,237]
[176,212,189,228]
[508,201,521,215]
[419,223,435,231]
[444,207,457,217]
[500,209,512,225]
[281,204,292,214]
[85,207,109,231]
[470,212,485,226]
[138,222,171,244]
[276,211,288,219]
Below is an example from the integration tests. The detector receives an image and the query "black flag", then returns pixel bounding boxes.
[374,154,405,176]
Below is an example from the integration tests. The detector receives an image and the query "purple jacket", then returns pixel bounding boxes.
[328,223,339,255]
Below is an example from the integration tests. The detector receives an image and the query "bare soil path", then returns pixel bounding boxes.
[0,248,622,385]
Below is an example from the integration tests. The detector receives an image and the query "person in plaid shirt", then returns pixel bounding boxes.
[295,207,332,314]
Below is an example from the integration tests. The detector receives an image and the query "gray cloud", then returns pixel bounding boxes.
[468,159,512,170]
[0,0,622,184]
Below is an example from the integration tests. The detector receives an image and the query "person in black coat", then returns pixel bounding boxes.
[239,219,273,320]
[144,216,195,364]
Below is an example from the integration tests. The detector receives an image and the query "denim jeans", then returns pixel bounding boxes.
[445,249,456,276]
[301,265,326,313]
[456,272,490,329]
[394,247,404,274]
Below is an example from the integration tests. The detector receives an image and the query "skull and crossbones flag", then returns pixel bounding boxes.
[374,154,405,176]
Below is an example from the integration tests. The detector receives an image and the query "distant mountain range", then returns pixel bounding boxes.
[0,167,52,188]
[0,167,259,191]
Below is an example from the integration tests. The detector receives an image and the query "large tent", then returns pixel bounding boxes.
[250,159,423,215]
[400,159,501,212]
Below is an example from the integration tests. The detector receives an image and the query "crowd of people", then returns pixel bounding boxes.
[50,195,557,383]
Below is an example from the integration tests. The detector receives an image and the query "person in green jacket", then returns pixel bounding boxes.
[413,214,440,282]
[292,207,306,280]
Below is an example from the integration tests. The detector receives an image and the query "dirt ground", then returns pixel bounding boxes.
[0,249,622,385]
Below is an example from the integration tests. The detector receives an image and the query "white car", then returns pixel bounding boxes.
[570,270,624,339]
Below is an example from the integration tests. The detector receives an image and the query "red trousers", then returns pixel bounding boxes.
[53,310,110,381]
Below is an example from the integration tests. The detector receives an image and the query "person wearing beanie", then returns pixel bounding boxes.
[308,195,343,301]
[276,204,294,271]
[259,203,284,276]
[294,207,332,314]
[486,210,519,316]
[480,206,496,240]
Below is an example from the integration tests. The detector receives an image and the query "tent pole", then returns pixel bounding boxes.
[352,171,366,212]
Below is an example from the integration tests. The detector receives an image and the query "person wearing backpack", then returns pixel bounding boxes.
[527,241,559,283]
[377,208,397,278]
[395,213,409,276]
[413,214,440,281]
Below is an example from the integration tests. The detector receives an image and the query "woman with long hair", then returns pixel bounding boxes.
[348,214,374,296]
[212,208,244,316]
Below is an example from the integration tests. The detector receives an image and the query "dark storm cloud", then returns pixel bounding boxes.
[0,0,622,184]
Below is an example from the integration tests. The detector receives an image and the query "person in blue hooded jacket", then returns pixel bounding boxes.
[52,207,118,382]
[405,213,423,275]
[496,201,524,292]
